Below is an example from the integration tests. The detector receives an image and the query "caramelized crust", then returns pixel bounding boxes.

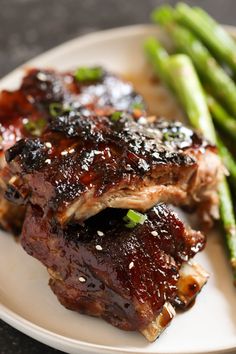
[0,67,212,341]
[5,110,223,227]
[5,113,200,224]
[0,67,144,232]
[0,68,144,153]
[21,204,205,334]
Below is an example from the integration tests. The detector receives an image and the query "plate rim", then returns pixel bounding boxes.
[1,23,236,354]
[1,300,235,354]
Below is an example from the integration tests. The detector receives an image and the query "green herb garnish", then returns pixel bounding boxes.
[123,209,147,228]
[131,102,145,110]
[111,111,122,122]
[23,118,47,137]
[74,66,103,82]
[49,103,71,117]
[163,130,185,142]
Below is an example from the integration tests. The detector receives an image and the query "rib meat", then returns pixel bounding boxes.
[5,113,223,226]
[0,68,213,340]
[0,67,144,153]
[0,67,144,232]
[21,203,207,341]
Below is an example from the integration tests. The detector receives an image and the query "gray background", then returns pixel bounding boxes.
[0,0,236,353]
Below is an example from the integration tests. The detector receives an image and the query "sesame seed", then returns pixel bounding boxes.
[79,276,86,283]
[129,262,134,270]
[69,148,75,154]
[153,207,160,218]
[45,159,51,164]
[37,72,48,81]
[95,245,103,251]
[61,150,68,156]
[45,142,52,148]
[151,231,158,237]
[138,117,147,125]
[97,230,104,236]
[22,118,29,124]
[153,152,160,159]
[9,176,18,184]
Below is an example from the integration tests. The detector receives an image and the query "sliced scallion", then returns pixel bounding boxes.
[23,118,47,137]
[49,102,71,117]
[124,209,147,228]
[131,102,145,110]
[162,130,186,142]
[111,111,122,122]
[74,66,103,82]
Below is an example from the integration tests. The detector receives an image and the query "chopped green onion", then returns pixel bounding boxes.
[49,103,63,117]
[163,131,173,141]
[74,66,103,82]
[111,111,122,122]
[127,209,147,224]
[49,103,71,117]
[124,209,147,228]
[163,130,186,141]
[124,220,137,229]
[131,102,145,110]
[23,118,47,137]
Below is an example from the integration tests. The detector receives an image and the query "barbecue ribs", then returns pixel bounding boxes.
[21,203,208,341]
[0,67,144,232]
[0,67,217,341]
[5,112,223,226]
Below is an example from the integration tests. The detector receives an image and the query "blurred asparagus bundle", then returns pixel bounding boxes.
[145,3,236,284]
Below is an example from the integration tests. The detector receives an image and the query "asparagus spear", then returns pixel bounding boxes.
[152,8,236,117]
[166,54,216,142]
[218,178,236,276]
[175,3,236,73]
[217,136,236,195]
[146,13,236,281]
[144,37,170,84]
[207,95,236,140]
[145,39,215,139]
[151,5,176,25]
[145,42,236,281]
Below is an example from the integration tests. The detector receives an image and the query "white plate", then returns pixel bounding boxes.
[0,24,236,354]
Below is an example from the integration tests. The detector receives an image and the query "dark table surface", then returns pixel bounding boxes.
[1,0,236,353]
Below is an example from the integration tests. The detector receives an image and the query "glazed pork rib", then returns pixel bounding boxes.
[21,203,208,341]
[5,112,223,226]
[0,67,144,232]
[1,68,213,341]
[0,67,145,154]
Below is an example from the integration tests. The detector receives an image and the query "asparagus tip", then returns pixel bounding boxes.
[176,2,189,12]
[151,5,175,25]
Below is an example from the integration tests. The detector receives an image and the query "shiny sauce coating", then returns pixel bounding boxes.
[21,204,205,330]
